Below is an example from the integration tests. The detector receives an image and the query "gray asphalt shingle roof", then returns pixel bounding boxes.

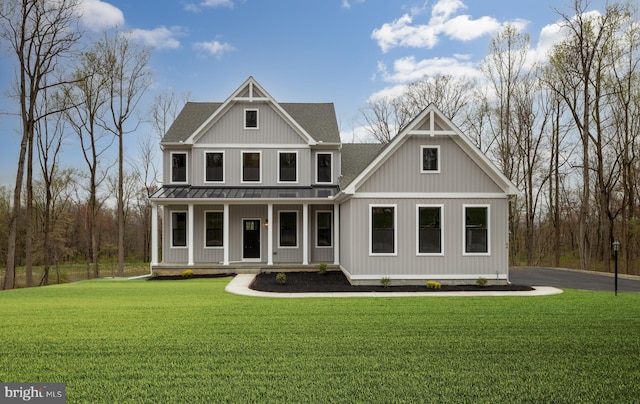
[161,102,340,144]
[339,143,386,188]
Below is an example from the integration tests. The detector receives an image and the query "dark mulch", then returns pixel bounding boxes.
[250,271,534,293]
[148,273,236,281]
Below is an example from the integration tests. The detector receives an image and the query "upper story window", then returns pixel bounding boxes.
[421,146,440,173]
[244,109,258,129]
[464,205,489,255]
[242,151,261,182]
[317,153,332,183]
[171,152,187,183]
[205,151,224,183]
[278,151,297,183]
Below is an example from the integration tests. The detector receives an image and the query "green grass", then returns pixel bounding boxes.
[0,279,639,403]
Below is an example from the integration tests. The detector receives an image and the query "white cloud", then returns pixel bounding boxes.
[341,0,365,10]
[127,26,184,49]
[371,0,528,53]
[193,40,234,57]
[185,0,234,12]
[377,55,482,84]
[77,0,124,31]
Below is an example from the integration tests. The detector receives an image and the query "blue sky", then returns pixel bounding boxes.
[0,0,609,186]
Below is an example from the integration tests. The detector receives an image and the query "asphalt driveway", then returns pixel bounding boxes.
[510,266,640,293]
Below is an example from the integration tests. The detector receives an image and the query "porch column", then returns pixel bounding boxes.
[151,202,158,266]
[267,203,273,265]
[223,203,229,265]
[333,203,340,265]
[302,203,309,265]
[188,203,194,266]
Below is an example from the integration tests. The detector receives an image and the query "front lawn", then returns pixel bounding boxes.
[0,278,638,402]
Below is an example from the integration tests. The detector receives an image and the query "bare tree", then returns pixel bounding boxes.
[0,0,81,289]
[148,88,191,139]
[95,30,152,277]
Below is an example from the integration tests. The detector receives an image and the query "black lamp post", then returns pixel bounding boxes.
[613,239,620,296]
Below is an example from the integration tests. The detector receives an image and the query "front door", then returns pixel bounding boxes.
[243,219,261,260]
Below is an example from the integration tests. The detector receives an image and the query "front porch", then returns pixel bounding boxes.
[150,196,341,270]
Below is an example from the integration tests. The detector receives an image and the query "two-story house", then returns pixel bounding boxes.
[150,77,518,285]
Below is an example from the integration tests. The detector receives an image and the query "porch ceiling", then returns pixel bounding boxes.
[150,185,340,202]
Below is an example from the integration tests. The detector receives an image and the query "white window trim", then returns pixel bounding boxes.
[170,151,188,184]
[462,204,491,256]
[369,204,397,257]
[315,210,333,248]
[278,210,298,248]
[241,150,262,183]
[416,204,444,256]
[316,152,333,184]
[420,145,440,174]
[171,210,188,249]
[277,150,298,184]
[204,210,224,249]
[203,151,225,184]
[244,108,259,130]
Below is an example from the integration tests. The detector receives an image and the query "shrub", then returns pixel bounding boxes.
[380,277,391,288]
[476,277,488,287]
[181,269,194,279]
[317,263,328,275]
[426,281,441,289]
[276,272,287,285]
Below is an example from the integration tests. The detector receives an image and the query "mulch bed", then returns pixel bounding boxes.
[250,271,534,293]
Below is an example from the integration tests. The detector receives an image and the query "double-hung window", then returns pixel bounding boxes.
[370,205,396,255]
[316,211,332,247]
[317,153,332,183]
[171,211,187,247]
[464,205,489,254]
[278,151,297,183]
[417,205,443,255]
[205,211,223,248]
[421,146,440,173]
[242,151,261,182]
[279,211,298,248]
[205,152,224,182]
[171,152,187,183]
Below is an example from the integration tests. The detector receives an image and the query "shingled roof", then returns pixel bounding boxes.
[161,102,340,144]
[339,143,387,188]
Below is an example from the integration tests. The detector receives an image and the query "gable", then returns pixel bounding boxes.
[160,77,340,146]
[196,102,308,145]
[344,104,518,196]
[357,136,503,193]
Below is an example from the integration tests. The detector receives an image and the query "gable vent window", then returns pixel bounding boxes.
[421,146,440,173]
[245,109,258,129]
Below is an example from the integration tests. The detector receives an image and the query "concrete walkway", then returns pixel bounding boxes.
[225,274,564,298]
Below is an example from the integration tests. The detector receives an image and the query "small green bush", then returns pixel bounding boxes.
[426,281,441,289]
[182,269,194,279]
[380,277,391,288]
[317,263,328,275]
[276,272,287,285]
[476,277,488,287]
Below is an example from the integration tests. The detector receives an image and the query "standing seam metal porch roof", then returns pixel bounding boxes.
[151,186,341,200]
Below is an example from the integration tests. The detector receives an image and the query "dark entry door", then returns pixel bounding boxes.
[243,219,261,259]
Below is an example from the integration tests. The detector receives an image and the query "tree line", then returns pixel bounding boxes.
[0,0,191,289]
[360,0,640,275]
[2,0,639,289]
